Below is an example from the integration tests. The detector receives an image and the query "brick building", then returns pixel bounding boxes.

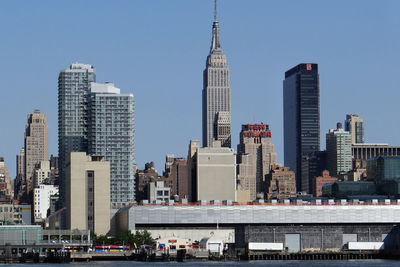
[265,164,296,200]
[313,170,338,197]
[160,155,189,200]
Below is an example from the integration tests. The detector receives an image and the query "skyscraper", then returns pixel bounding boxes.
[88,82,135,204]
[202,0,231,148]
[283,63,320,192]
[345,114,364,144]
[24,110,48,195]
[236,123,277,202]
[58,63,96,206]
[326,123,352,176]
[59,64,136,206]
[15,148,25,199]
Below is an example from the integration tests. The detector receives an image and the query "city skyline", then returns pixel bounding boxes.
[1,0,400,177]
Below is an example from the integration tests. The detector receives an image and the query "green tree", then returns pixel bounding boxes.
[133,230,153,246]
[92,233,109,246]
[91,230,153,248]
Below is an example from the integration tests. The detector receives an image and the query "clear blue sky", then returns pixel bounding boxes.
[1,0,399,178]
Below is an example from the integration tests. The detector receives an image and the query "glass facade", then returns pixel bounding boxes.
[367,156,400,181]
[377,179,400,197]
[322,181,376,199]
[302,150,327,194]
[88,84,135,203]
[58,63,96,206]
[284,63,320,192]
[355,122,364,144]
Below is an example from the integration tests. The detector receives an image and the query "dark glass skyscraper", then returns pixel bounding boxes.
[283,63,320,192]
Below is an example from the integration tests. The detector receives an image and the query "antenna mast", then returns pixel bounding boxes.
[214,0,217,22]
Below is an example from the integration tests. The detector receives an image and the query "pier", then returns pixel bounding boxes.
[70,251,135,262]
[247,251,383,261]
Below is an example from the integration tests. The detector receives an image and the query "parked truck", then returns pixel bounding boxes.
[347,242,384,250]
[248,242,284,251]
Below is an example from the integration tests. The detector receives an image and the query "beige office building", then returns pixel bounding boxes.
[345,114,364,144]
[66,152,110,235]
[188,140,236,202]
[215,112,231,148]
[237,124,277,202]
[34,160,51,187]
[265,164,296,200]
[24,110,48,194]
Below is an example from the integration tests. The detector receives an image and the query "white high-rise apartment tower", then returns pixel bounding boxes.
[58,63,96,206]
[88,82,135,204]
[202,0,231,148]
[58,63,135,206]
[326,123,352,176]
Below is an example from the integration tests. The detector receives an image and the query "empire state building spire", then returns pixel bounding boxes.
[210,0,222,53]
[203,0,231,148]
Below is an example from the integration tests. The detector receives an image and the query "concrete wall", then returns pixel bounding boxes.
[115,207,130,234]
[109,208,119,236]
[196,147,236,201]
[236,224,397,252]
[66,153,110,235]
[121,204,400,226]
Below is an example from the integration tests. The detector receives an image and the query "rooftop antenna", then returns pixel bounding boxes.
[214,0,217,22]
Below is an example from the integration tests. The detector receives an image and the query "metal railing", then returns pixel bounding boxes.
[136,200,400,207]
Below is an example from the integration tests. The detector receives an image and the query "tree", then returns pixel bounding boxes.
[91,231,110,246]
[133,230,153,246]
[91,230,153,248]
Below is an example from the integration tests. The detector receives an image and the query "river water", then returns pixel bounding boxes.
[3,260,400,266]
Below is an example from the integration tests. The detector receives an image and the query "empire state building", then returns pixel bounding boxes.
[202,0,231,148]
